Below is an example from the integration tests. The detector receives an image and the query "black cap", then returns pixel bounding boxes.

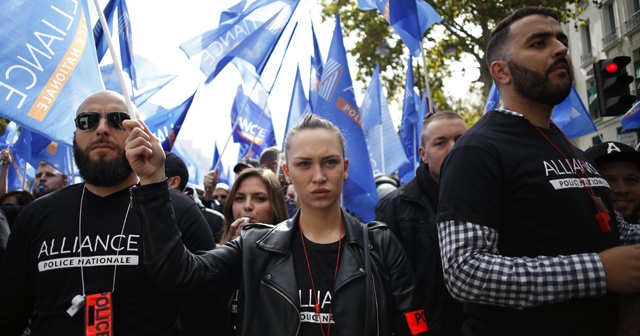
[233,158,259,174]
[585,141,640,167]
[165,152,189,183]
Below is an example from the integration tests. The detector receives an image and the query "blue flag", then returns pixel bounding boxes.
[141,92,196,151]
[309,21,324,112]
[93,0,117,62]
[284,66,310,140]
[361,65,383,132]
[362,65,409,175]
[0,0,104,146]
[208,3,298,83]
[14,128,76,176]
[551,86,598,140]
[484,83,597,140]
[116,0,136,88]
[220,0,248,23]
[0,122,19,146]
[171,143,203,187]
[398,56,419,183]
[101,55,176,106]
[484,82,500,113]
[365,0,442,57]
[211,142,230,186]
[180,0,293,80]
[620,100,640,131]
[230,86,276,160]
[314,15,377,221]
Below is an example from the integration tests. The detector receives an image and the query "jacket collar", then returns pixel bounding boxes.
[256,208,365,254]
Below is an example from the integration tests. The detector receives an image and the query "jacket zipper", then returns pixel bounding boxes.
[262,281,301,335]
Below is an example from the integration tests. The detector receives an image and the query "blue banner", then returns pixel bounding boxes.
[220,0,248,23]
[141,92,196,151]
[0,0,105,146]
[484,83,597,140]
[309,21,324,112]
[93,0,117,62]
[211,142,230,186]
[116,0,136,88]
[208,3,298,83]
[101,55,176,106]
[230,86,276,160]
[484,81,500,113]
[399,56,419,183]
[179,0,293,80]
[314,15,377,221]
[551,86,598,140]
[171,143,203,187]
[622,101,640,131]
[365,0,442,57]
[362,65,408,175]
[284,66,310,141]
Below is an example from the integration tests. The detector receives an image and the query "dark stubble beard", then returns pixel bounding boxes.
[508,59,573,106]
[73,136,133,187]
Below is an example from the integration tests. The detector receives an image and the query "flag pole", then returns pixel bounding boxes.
[246,22,299,157]
[419,44,434,115]
[217,5,300,171]
[91,0,136,120]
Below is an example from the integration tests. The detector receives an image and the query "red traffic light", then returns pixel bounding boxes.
[605,62,619,73]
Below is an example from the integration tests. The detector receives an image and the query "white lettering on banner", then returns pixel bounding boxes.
[38,255,138,271]
[1,1,78,109]
[548,177,609,190]
[200,18,263,70]
[37,234,139,259]
[237,116,268,144]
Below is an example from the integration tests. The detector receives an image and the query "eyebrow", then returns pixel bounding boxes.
[525,31,568,44]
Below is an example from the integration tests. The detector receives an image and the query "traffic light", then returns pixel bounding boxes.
[593,56,636,117]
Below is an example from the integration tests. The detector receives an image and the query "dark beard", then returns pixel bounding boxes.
[73,136,133,187]
[508,59,572,106]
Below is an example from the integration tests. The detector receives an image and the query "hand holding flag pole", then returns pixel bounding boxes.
[91,0,136,120]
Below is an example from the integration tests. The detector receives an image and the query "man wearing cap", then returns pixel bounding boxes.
[586,141,640,223]
[233,157,259,175]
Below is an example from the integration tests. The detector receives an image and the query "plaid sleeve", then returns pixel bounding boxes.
[616,212,640,245]
[437,220,607,309]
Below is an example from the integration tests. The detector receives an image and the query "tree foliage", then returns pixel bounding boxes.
[321,0,582,115]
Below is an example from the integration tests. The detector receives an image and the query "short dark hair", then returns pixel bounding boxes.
[486,7,560,67]
[420,111,463,148]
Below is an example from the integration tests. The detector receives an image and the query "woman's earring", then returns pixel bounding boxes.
[344,175,348,180]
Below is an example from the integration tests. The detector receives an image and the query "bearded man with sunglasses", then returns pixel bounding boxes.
[0,91,217,335]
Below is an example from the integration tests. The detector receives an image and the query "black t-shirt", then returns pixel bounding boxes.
[0,184,216,335]
[437,110,620,335]
[292,226,341,336]
[438,110,619,256]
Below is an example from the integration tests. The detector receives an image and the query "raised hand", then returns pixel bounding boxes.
[123,119,166,185]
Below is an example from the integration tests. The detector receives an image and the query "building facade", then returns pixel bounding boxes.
[567,0,640,150]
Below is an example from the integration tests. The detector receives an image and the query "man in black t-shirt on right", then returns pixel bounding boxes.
[436,7,640,336]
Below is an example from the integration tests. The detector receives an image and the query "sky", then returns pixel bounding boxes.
[88,0,476,182]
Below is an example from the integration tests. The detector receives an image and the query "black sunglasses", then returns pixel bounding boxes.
[75,112,130,131]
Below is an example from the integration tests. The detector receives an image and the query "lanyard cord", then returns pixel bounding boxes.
[527,120,611,232]
[78,184,132,295]
[299,224,343,336]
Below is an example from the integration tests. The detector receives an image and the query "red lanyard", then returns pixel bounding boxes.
[530,122,611,232]
[299,224,343,336]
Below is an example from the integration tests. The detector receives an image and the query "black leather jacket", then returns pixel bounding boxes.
[132,181,425,336]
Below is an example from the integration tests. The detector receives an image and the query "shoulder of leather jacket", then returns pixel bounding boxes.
[242,223,276,231]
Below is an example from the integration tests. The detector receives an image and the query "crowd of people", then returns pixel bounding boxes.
[0,6,639,336]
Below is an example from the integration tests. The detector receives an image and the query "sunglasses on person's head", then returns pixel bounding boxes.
[74,112,130,131]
